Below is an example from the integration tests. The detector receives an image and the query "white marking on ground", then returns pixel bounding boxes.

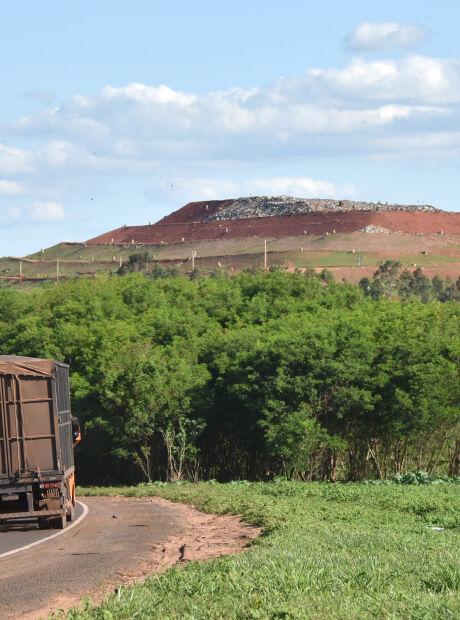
[0,502,88,559]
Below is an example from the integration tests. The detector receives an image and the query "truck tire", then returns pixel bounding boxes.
[51,511,66,529]
[38,519,51,530]
[66,504,75,522]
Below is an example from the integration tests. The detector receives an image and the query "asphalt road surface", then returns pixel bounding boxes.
[0,502,85,557]
[0,496,185,619]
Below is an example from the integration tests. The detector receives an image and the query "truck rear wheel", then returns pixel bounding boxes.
[51,511,66,529]
[66,505,75,522]
[38,519,51,530]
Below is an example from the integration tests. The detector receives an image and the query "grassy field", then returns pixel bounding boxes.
[70,481,460,619]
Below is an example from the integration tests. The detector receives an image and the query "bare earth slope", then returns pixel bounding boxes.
[87,196,460,245]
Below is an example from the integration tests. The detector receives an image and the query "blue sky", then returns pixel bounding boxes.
[1,1,459,256]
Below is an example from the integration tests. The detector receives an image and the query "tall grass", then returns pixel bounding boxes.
[70,481,459,619]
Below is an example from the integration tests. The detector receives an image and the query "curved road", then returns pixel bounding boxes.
[0,502,86,557]
[0,496,186,619]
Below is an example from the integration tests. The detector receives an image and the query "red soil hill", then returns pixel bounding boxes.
[86,200,460,245]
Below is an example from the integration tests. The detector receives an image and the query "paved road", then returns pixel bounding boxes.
[0,502,85,556]
[0,496,185,619]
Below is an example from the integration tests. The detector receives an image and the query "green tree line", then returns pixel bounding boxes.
[0,269,458,483]
[359,260,460,302]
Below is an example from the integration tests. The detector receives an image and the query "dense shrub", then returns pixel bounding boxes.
[0,271,458,483]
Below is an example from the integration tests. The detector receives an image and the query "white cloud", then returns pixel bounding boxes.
[102,83,197,106]
[151,176,355,203]
[288,103,448,133]
[345,22,430,51]
[0,180,24,196]
[248,176,354,198]
[154,178,239,202]
[1,51,460,210]
[0,202,65,225]
[303,55,460,104]
[0,144,33,175]
[29,201,65,221]
[8,55,459,159]
[0,206,21,223]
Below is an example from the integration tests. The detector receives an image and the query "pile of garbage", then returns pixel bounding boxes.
[204,196,438,222]
[357,225,391,234]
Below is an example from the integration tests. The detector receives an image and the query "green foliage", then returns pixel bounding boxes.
[365,470,460,485]
[117,252,150,274]
[261,402,333,478]
[0,270,458,483]
[319,267,335,284]
[71,482,460,619]
[359,261,460,302]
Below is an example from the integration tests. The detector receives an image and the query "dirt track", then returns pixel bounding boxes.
[0,496,260,619]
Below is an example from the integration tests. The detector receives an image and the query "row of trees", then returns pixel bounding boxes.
[0,269,458,483]
[120,254,460,303]
[359,260,460,302]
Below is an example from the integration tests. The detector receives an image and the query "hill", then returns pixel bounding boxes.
[1,196,459,285]
[86,196,459,245]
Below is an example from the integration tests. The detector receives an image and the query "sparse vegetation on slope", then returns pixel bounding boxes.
[1,235,458,287]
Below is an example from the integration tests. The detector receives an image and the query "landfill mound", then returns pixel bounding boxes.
[86,196,459,245]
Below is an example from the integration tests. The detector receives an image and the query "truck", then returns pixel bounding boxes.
[0,356,80,529]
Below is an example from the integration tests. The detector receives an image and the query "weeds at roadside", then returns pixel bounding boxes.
[69,481,460,619]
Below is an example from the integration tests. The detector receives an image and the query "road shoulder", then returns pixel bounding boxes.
[2,496,261,619]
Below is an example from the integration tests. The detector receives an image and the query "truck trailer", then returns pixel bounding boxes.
[0,356,80,529]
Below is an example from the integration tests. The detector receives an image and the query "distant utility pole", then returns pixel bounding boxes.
[19,260,22,285]
[358,255,362,267]
[191,250,197,271]
[56,259,60,282]
[264,240,267,270]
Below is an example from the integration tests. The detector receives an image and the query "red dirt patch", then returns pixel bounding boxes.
[159,199,234,224]
[87,203,460,246]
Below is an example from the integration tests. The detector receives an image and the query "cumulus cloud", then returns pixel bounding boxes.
[155,178,239,202]
[246,176,355,198]
[345,22,431,51]
[0,202,65,225]
[29,201,65,221]
[0,144,33,175]
[0,180,24,195]
[1,50,459,210]
[8,54,459,162]
[151,176,355,204]
[302,55,460,105]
